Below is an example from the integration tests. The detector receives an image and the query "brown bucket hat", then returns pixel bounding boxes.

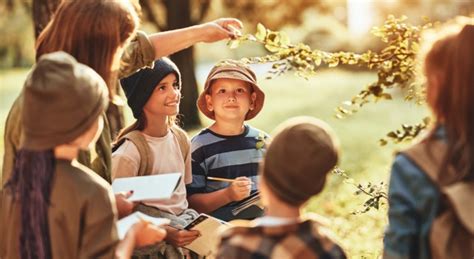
[197,60,265,120]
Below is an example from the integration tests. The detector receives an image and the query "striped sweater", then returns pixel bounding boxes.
[187,125,269,196]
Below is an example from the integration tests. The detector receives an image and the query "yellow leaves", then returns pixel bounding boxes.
[226,17,428,128]
[227,39,240,49]
[255,23,266,41]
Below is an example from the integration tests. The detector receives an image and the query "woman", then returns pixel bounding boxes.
[1,0,242,216]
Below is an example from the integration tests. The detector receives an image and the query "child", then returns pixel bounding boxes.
[112,58,200,257]
[186,60,269,221]
[216,116,347,259]
[0,52,166,259]
[383,21,474,259]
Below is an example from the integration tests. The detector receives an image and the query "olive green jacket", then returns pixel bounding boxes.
[1,31,155,186]
[1,160,119,259]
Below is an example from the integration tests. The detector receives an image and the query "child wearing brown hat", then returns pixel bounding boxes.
[187,60,269,221]
[112,57,200,257]
[216,116,347,259]
[0,52,166,259]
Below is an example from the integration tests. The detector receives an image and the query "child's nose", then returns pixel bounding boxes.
[227,93,236,102]
[170,89,180,98]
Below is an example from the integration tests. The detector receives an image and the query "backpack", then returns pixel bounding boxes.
[402,139,474,259]
[112,125,190,176]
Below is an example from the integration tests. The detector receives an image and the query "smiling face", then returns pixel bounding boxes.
[205,78,257,123]
[143,73,181,118]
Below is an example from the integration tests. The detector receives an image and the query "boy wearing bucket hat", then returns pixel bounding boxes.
[187,60,269,221]
[0,52,166,259]
[216,116,347,259]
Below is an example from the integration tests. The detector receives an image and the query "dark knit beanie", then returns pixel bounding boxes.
[263,116,340,205]
[21,51,109,150]
[120,57,181,119]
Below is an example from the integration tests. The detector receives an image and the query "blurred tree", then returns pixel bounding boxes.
[32,0,60,38]
[221,0,336,29]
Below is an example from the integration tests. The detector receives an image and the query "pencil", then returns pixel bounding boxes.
[207,176,237,183]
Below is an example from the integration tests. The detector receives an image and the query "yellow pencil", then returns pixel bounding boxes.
[207,176,238,183]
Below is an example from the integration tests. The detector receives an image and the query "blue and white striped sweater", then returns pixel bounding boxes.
[187,125,269,195]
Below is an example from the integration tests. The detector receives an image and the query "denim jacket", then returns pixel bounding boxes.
[383,128,447,259]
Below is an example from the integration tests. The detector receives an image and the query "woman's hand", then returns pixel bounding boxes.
[164,226,200,247]
[226,176,252,201]
[199,18,243,43]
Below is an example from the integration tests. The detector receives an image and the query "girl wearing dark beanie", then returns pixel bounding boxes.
[113,58,200,258]
[0,52,166,259]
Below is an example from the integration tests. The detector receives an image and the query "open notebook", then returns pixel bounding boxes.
[111,173,181,202]
[116,212,170,240]
[182,214,230,256]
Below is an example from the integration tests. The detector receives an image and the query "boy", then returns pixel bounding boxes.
[216,116,347,259]
[186,60,268,221]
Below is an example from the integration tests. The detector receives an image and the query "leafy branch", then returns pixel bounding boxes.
[379,117,431,145]
[333,167,388,214]
[228,15,432,118]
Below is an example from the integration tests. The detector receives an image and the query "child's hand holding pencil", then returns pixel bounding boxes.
[208,176,252,201]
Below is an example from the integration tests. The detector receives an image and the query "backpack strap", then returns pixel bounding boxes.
[170,125,190,162]
[113,131,154,176]
[112,126,188,177]
[402,139,474,233]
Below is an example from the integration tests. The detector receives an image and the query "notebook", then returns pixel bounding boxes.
[111,173,181,202]
[182,214,229,256]
[116,211,170,240]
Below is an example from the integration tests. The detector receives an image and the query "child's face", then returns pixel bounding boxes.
[143,73,181,117]
[205,78,257,122]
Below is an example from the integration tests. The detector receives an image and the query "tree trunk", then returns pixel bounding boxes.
[165,0,201,130]
[32,0,61,38]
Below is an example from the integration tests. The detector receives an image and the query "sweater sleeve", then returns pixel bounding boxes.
[119,31,156,79]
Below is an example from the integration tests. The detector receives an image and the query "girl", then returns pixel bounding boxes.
[112,58,200,257]
[0,52,166,259]
[383,20,474,259]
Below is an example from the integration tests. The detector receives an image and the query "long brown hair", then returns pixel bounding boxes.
[35,0,140,96]
[423,21,474,181]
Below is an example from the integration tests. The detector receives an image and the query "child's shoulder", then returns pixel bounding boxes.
[170,124,189,139]
[245,125,270,139]
[112,138,141,162]
[190,127,219,145]
[56,160,112,197]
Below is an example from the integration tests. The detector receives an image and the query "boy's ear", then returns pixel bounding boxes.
[205,94,214,111]
[249,92,257,110]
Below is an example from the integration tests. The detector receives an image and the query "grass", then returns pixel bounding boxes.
[0,67,428,258]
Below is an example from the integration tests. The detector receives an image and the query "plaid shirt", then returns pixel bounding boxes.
[216,219,346,259]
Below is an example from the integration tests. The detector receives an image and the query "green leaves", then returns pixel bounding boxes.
[379,117,431,146]
[333,168,388,214]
